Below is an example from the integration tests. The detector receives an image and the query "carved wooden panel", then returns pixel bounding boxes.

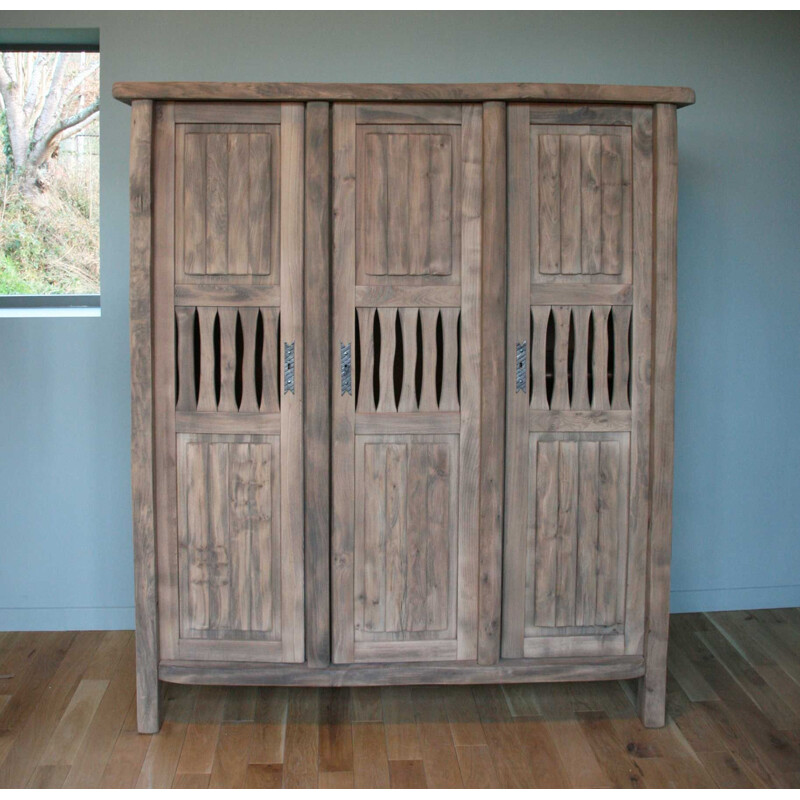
[175,305,280,417]
[177,435,280,641]
[525,433,629,633]
[530,125,632,283]
[527,304,632,412]
[176,123,280,282]
[356,121,462,285]
[354,306,460,413]
[354,436,459,655]
[333,103,482,664]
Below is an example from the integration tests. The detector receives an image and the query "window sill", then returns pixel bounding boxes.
[0,294,101,318]
[0,306,101,318]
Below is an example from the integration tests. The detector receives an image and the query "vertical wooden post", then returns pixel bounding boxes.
[501,103,531,659]
[304,102,331,667]
[639,103,678,727]
[478,101,507,665]
[129,99,160,733]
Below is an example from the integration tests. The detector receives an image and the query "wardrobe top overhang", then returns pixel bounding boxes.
[112,81,695,108]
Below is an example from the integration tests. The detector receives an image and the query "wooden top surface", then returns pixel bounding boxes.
[112,81,695,107]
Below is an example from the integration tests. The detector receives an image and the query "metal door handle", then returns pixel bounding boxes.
[515,340,527,393]
[284,341,295,395]
[340,342,352,396]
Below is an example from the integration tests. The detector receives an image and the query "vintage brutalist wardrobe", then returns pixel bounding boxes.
[114,81,694,732]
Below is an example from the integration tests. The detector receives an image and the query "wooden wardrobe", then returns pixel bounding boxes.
[115,81,694,733]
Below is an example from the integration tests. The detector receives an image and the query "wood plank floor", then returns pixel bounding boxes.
[0,609,798,788]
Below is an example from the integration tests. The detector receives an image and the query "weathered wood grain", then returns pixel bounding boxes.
[639,104,679,728]
[477,101,505,665]
[303,102,331,668]
[278,103,306,663]
[113,81,696,107]
[128,99,159,734]
[331,103,358,664]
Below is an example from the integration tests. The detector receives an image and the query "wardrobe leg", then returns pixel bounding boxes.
[136,666,163,733]
[637,665,667,728]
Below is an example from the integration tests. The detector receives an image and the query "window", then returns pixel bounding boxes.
[0,37,99,308]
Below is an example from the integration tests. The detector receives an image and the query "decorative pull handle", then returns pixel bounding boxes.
[284,341,295,395]
[340,342,352,396]
[515,340,527,394]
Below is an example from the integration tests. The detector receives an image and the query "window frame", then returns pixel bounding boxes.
[0,29,101,313]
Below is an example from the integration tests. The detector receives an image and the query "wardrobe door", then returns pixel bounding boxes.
[153,102,305,663]
[331,104,482,663]
[502,105,653,659]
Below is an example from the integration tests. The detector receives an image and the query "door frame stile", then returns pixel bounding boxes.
[625,106,654,657]
[129,99,161,734]
[501,103,531,659]
[477,101,507,665]
[304,101,332,667]
[331,103,357,664]
[279,103,307,663]
[639,102,678,727]
[152,102,179,668]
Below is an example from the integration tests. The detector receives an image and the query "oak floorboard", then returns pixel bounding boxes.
[63,633,136,788]
[245,763,283,788]
[0,631,102,788]
[352,721,390,788]
[208,723,254,788]
[389,758,427,788]
[318,770,354,788]
[319,687,353,773]
[282,687,319,788]
[456,744,499,788]
[135,720,187,788]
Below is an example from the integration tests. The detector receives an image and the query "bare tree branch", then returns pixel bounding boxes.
[23,53,47,119]
[32,53,67,142]
[0,58,12,92]
[29,98,99,167]
[2,53,18,85]
[60,61,99,105]
[0,57,28,169]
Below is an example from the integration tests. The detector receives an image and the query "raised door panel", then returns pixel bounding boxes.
[530,122,632,283]
[177,436,280,643]
[153,102,304,664]
[174,105,282,282]
[332,103,482,663]
[503,104,653,660]
[521,432,629,657]
[356,126,460,282]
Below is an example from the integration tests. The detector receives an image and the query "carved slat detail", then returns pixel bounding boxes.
[531,306,551,410]
[196,306,218,411]
[591,306,611,411]
[176,307,197,412]
[377,307,397,411]
[439,308,460,411]
[217,307,238,412]
[398,308,418,412]
[551,306,571,410]
[418,308,439,412]
[356,307,377,413]
[529,304,631,412]
[260,307,279,413]
[611,305,632,410]
[571,306,591,410]
[239,307,260,413]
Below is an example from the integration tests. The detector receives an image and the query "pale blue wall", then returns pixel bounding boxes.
[0,11,798,629]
